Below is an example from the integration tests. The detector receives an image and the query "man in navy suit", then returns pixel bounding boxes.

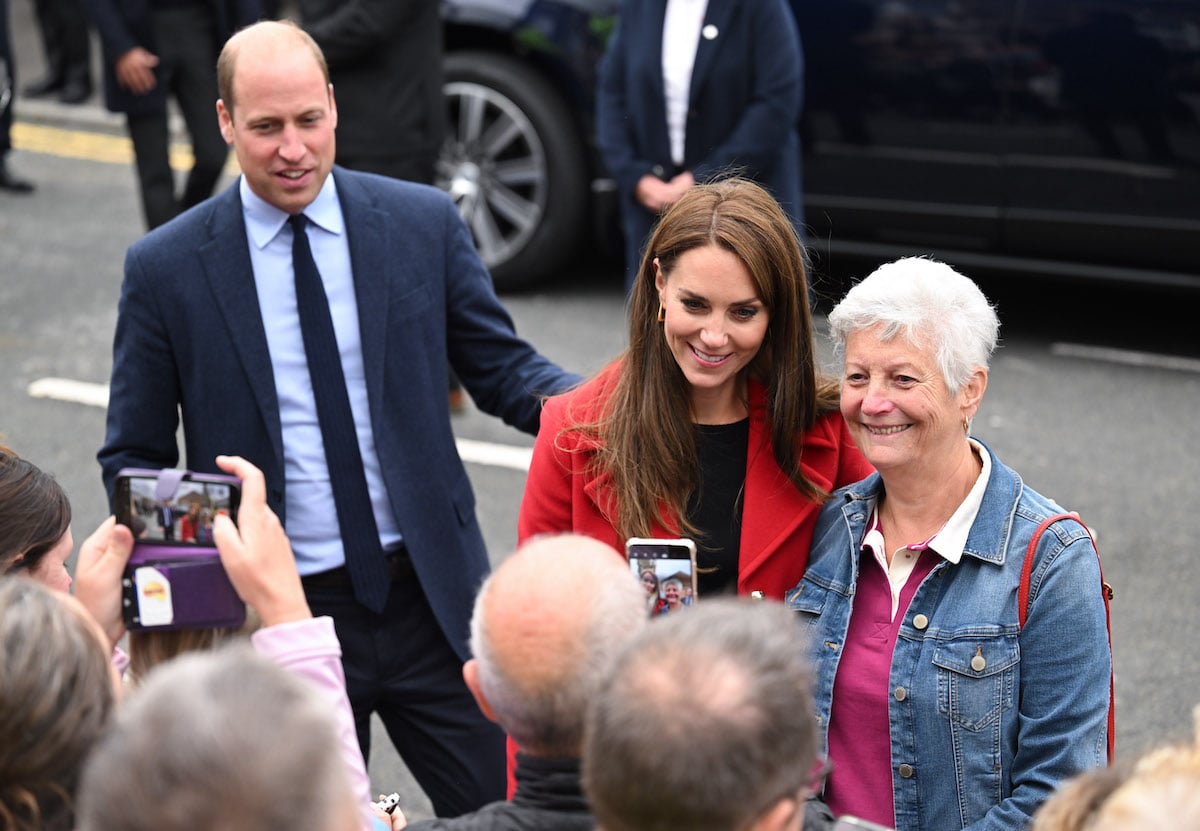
[98,19,578,817]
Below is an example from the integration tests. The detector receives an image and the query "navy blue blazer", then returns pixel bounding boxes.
[596,0,804,259]
[98,167,579,658]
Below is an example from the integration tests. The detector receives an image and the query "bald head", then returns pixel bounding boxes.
[217,20,330,119]
[467,534,646,756]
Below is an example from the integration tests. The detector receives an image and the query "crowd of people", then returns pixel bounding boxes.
[0,5,1191,831]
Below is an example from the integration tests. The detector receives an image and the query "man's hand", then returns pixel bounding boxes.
[73,516,135,649]
[115,47,159,95]
[212,455,311,627]
[635,170,695,213]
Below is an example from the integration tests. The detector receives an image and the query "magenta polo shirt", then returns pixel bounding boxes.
[824,529,938,827]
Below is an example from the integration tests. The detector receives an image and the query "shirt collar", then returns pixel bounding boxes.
[864,439,991,565]
[239,173,344,250]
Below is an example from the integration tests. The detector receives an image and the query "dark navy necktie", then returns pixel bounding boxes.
[290,213,390,613]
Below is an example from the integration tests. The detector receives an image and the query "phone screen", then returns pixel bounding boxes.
[626,537,697,617]
[116,473,239,546]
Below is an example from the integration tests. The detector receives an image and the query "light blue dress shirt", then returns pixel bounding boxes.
[240,175,403,574]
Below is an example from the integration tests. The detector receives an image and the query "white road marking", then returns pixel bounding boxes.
[1050,343,1200,374]
[27,377,111,408]
[26,377,533,472]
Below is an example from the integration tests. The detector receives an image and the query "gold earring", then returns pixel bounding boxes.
[963,415,971,435]
[657,304,665,323]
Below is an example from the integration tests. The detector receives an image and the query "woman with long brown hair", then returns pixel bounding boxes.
[519,177,870,600]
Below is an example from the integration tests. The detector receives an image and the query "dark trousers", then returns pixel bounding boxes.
[30,0,91,87]
[1,0,14,154]
[304,567,505,818]
[127,5,227,229]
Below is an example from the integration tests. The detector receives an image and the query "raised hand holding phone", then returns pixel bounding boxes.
[212,455,311,627]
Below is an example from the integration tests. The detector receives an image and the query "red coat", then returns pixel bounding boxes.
[509,363,872,794]
[518,362,874,600]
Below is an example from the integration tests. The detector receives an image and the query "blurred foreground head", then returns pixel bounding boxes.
[583,598,818,831]
[1034,703,1200,831]
[76,646,359,831]
[466,532,647,757]
[0,578,116,831]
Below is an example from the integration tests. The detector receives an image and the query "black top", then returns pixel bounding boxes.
[687,419,749,597]
[406,753,591,830]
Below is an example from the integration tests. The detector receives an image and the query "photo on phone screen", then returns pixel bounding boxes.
[626,537,698,617]
[116,472,239,547]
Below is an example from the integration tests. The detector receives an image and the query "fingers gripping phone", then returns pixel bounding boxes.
[626,537,698,617]
[114,468,246,632]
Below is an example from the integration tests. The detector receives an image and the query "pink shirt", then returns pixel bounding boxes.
[823,523,938,828]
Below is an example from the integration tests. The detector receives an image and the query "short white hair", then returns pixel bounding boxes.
[828,256,1000,393]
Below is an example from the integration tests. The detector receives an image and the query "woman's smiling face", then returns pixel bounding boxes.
[839,324,973,474]
[655,245,768,422]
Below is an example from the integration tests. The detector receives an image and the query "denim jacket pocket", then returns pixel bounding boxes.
[933,633,1019,731]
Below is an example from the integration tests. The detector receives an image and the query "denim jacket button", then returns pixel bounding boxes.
[898,764,914,778]
[894,686,907,701]
[913,613,929,629]
[971,645,987,672]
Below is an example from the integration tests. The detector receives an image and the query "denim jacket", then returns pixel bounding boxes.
[787,440,1110,831]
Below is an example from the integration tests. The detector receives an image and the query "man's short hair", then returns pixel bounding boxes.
[76,645,354,831]
[217,20,331,119]
[583,598,817,831]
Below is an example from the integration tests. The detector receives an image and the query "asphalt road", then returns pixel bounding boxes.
[4,20,1200,819]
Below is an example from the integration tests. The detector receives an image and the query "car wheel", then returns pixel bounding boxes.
[439,51,588,291]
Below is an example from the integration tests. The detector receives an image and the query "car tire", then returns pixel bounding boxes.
[439,50,589,291]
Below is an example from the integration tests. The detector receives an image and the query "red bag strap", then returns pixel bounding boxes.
[1019,513,1115,764]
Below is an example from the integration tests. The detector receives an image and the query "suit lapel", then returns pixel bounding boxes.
[689,0,735,107]
[647,0,669,117]
[333,169,390,419]
[200,185,284,464]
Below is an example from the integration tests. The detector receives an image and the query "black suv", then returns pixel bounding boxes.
[439,0,1200,292]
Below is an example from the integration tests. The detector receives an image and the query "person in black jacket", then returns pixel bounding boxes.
[295,0,442,185]
[0,0,34,193]
[405,533,648,830]
[81,0,262,228]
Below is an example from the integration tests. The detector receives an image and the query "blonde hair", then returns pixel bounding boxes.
[1034,704,1200,831]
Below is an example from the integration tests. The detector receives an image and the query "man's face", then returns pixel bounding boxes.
[217,44,337,214]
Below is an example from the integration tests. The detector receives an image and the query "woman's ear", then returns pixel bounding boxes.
[961,366,988,423]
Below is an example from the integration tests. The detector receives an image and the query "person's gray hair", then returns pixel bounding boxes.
[0,579,115,831]
[76,645,353,831]
[469,541,648,756]
[828,256,1000,393]
[583,598,818,831]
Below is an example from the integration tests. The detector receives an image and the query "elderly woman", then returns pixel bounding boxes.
[789,257,1111,830]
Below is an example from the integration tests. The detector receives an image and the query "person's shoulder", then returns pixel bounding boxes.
[128,186,238,261]
[334,167,453,212]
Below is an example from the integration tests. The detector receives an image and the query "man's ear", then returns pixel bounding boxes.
[216,100,235,145]
[463,659,498,724]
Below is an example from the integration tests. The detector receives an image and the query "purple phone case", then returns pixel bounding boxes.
[117,468,246,631]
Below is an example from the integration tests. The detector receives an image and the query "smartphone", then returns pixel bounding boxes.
[832,817,894,831]
[626,537,698,617]
[114,468,246,632]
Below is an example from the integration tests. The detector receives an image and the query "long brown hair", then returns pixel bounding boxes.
[566,178,839,542]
